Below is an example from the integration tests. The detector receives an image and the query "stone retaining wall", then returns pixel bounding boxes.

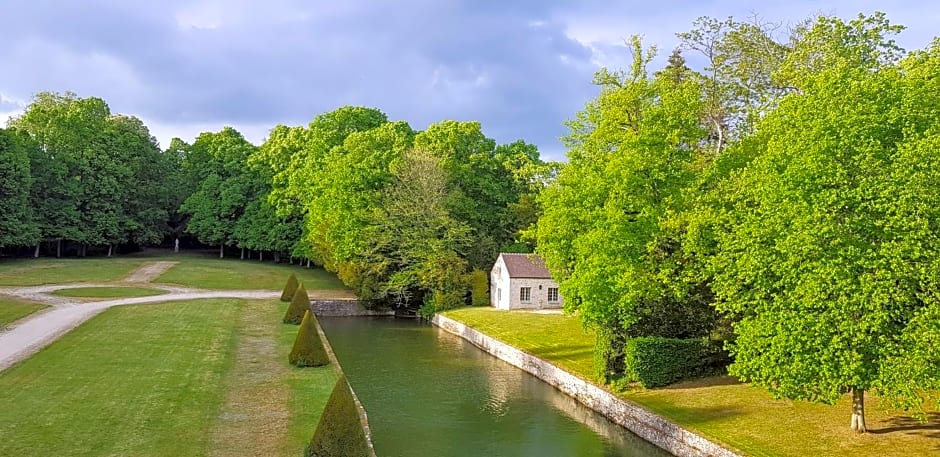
[310,299,395,317]
[432,314,741,457]
[313,318,378,457]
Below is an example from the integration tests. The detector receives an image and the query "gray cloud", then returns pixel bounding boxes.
[0,1,935,161]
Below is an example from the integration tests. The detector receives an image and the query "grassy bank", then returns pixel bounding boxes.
[442,307,940,457]
[0,298,46,328]
[0,298,339,456]
[0,258,146,286]
[155,256,348,291]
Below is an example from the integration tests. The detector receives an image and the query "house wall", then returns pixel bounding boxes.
[490,256,512,310]
[507,278,564,310]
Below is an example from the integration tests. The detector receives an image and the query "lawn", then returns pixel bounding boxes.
[0,298,46,328]
[0,298,338,456]
[0,258,147,286]
[51,286,167,299]
[155,255,348,291]
[442,307,940,457]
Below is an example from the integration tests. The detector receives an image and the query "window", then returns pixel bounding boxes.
[548,287,559,303]
[520,287,531,302]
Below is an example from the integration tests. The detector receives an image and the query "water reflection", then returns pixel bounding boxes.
[320,317,667,457]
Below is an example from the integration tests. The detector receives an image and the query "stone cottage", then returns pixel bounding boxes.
[490,253,563,310]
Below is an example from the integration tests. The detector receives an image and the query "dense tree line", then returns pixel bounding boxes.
[536,13,940,431]
[0,92,181,256]
[1,96,550,317]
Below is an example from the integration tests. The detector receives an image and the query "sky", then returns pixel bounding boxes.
[0,1,936,161]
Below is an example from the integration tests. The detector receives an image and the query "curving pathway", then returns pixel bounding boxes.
[0,261,296,372]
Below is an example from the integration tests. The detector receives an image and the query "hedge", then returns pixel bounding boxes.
[469,269,489,306]
[289,310,330,367]
[306,375,370,457]
[624,337,725,388]
[281,273,299,302]
[283,283,310,324]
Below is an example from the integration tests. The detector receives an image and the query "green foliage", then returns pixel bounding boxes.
[305,375,369,457]
[0,128,39,248]
[283,284,310,325]
[468,269,489,306]
[623,337,719,388]
[281,273,299,302]
[594,320,628,384]
[289,310,330,367]
[706,18,940,426]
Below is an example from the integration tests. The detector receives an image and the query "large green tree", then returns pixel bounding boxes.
[180,127,257,257]
[706,17,938,432]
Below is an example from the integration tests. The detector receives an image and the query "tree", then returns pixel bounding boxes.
[706,17,937,432]
[536,37,717,381]
[180,127,257,257]
[0,128,39,249]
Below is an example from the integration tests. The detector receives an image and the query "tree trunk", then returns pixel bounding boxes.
[34,243,40,258]
[259,250,263,262]
[219,244,224,259]
[56,240,62,258]
[240,248,245,260]
[306,258,311,268]
[289,256,293,265]
[107,244,112,257]
[851,387,867,433]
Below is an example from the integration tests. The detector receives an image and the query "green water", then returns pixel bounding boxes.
[320,317,669,457]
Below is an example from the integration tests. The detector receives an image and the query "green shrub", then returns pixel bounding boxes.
[306,375,370,457]
[290,310,330,367]
[469,269,489,306]
[283,284,310,324]
[624,337,724,388]
[281,273,299,302]
[594,321,628,383]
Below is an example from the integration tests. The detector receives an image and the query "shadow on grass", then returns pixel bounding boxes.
[659,375,742,390]
[871,412,940,444]
[531,344,593,361]
[648,404,746,425]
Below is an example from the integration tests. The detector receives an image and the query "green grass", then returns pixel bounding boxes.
[0,300,242,456]
[0,258,146,286]
[156,256,348,291]
[442,307,940,457]
[0,297,46,328]
[51,286,167,299]
[277,302,340,453]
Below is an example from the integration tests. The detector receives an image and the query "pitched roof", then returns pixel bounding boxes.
[499,253,553,279]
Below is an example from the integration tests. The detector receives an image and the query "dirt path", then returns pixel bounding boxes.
[208,300,291,457]
[0,287,279,372]
[122,261,179,283]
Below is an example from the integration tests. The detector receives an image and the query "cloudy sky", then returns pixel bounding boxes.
[0,1,935,160]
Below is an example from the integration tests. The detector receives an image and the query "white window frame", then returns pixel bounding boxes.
[548,287,559,303]
[520,287,531,302]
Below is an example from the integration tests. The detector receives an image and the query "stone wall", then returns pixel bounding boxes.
[313,318,378,457]
[310,299,395,317]
[432,314,741,457]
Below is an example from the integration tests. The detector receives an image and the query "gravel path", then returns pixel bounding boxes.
[122,261,179,283]
[0,285,279,372]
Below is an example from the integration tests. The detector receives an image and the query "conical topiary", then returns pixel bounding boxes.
[281,273,300,302]
[283,283,310,324]
[305,375,369,457]
[289,310,330,367]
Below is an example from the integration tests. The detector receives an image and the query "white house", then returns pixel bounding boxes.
[490,253,564,310]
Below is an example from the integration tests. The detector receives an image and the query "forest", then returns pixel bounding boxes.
[2,11,939,431]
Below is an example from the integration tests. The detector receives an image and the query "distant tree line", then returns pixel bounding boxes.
[0,97,553,317]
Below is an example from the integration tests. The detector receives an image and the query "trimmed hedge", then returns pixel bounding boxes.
[624,337,723,388]
[290,310,330,367]
[281,273,299,302]
[469,269,489,306]
[283,284,310,324]
[306,375,370,457]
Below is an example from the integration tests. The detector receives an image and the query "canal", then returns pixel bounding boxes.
[320,317,668,457]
